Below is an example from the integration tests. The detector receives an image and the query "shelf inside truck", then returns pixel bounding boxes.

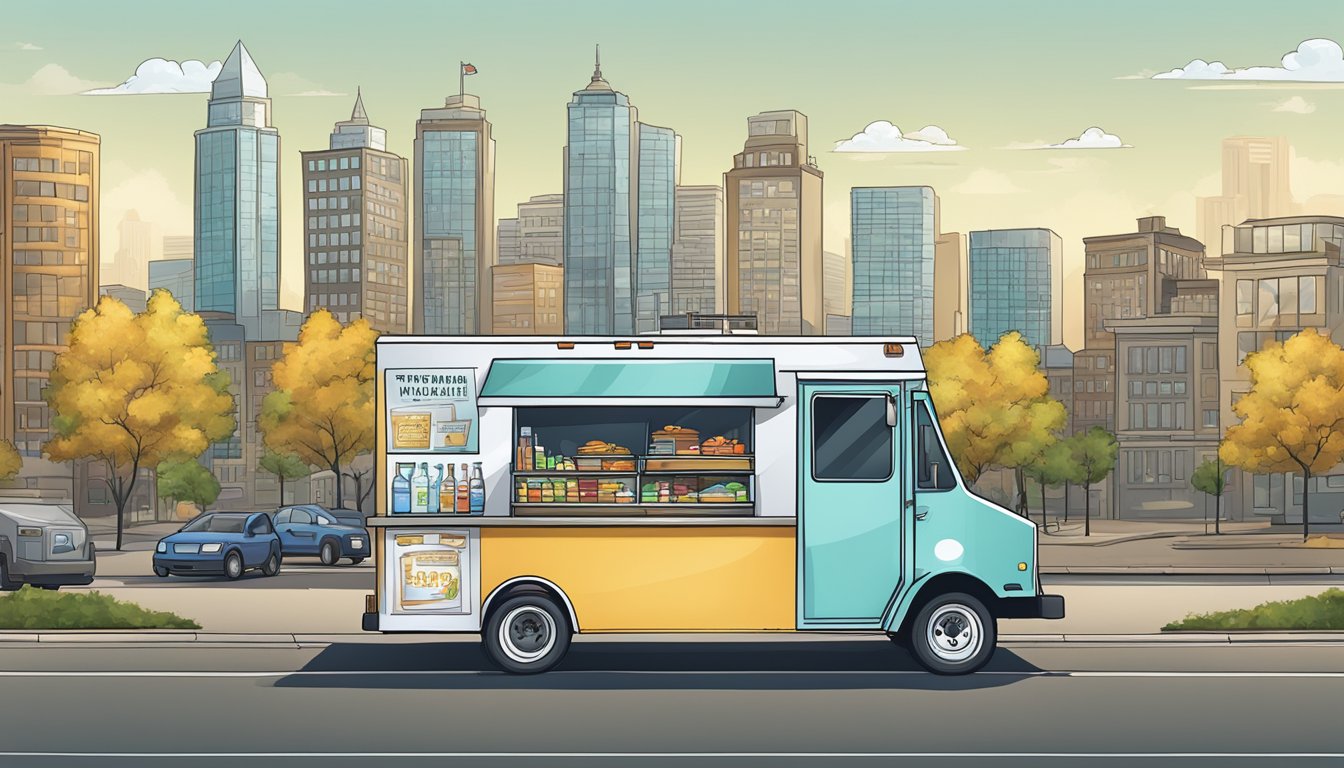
[511,503,755,517]
[641,456,755,472]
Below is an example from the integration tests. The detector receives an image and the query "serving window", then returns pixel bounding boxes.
[511,406,755,516]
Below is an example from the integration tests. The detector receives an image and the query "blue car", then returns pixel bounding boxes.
[153,512,281,580]
[272,505,369,566]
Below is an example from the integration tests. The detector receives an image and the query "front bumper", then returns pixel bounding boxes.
[999,594,1065,620]
[153,553,227,575]
[342,538,369,558]
[362,612,379,632]
[12,556,96,586]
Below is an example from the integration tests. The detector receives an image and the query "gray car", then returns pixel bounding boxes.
[0,500,96,590]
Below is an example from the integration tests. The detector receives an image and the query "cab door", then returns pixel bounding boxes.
[798,382,906,628]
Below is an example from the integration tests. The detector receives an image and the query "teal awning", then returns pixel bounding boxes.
[478,358,781,407]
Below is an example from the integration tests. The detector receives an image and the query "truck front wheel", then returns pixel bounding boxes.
[908,592,996,675]
[483,594,571,674]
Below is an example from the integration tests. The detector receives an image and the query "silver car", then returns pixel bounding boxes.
[0,500,96,590]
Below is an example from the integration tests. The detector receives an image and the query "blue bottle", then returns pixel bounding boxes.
[391,463,413,514]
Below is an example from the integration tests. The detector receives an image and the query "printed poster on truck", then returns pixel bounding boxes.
[386,368,478,454]
[391,530,469,614]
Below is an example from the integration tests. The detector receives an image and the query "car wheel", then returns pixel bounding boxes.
[350,557,365,565]
[0,557,18,591]
[483,594,572,675]
[153,565,170,578]
[908,592,996,676]
[223,551,244,581]
[319,540,339,566]
[261,550,281,577]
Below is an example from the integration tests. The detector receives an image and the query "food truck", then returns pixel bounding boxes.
[362,335,1064,675]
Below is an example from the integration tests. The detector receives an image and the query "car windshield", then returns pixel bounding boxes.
[180,514,248,533]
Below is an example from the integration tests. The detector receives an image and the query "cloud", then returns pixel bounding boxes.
[953,169,1025,195]
[83,58,223,95]
[15,42,42,51]
[269,72,347,97]
[1152,38,1344,82]
[1272,95,1316,113]
[0,64,103,95]
[833,120,966,152]
[1013,127,1131,150]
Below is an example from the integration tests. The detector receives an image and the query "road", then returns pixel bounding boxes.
[0,639,1340,767]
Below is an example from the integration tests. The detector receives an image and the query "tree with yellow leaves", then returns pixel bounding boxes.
[0,439,20,483]
[925,332,1068,519]
[44,291,236,550]
[1220,328,1344,542]
[259,310,377,510]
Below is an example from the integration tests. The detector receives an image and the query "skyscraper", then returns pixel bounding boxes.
[934,232,964,341]
[414,89,496,334]
[499,193,564,267]
[564,48,638,335]
[149,258,194,311]
[724,110,824,335]
[162,234,192,261]
[113,209,152,289]
[634,123,681,334]
[1196,137,1292,254]
[496,217,520,264]
[193,40,280,340]
[850,186,937,340]
[303,90,409,332]
[967,228,1063,349]
[822,248,851,322]
[1,125,100,467]
[670,185,723,316]
[492,263,564,334]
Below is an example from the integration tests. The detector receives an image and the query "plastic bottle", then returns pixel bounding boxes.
[518,427,532,471]
[429,464,444,513]
[412,462,430,514]
[456,463,470,513]
[470,462,485,515]
[440,464,457,514]
[391,463,413,514]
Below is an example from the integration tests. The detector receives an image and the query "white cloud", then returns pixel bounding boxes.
[83,58,223,95]
[1152,38,1344,82]
[834,120,966,152]
[1272,95,1316,113]
[269,72,347,98]
[0,64,103,95]
[953,169,1025,195]
[15,42,42,51]
[1014,127,1131,150]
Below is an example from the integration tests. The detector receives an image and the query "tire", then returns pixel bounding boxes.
[319,540,339,566]
[350,557,365,565]
[153,565,170,578]
[483,594,572,675]
[261,550,281,577]
[223,550,244,581]
[0,557,18,591]
[908,592,996,675]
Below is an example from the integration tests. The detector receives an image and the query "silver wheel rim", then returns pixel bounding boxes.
[499,606,557,665]
[226,555,241,578]
[267,555,278,573]
[926,604,983,663]
[322,544,335,564]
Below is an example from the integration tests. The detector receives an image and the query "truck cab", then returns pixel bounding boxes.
[0,500,96,590]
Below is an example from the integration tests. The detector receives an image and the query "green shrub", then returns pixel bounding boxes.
[0,587,199,629]
[1163,588,1344,631]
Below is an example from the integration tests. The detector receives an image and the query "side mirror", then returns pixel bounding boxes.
[885,394,898,428]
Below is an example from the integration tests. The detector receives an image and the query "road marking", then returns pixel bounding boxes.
[1,751,1342,760]
[0,669,1342,679]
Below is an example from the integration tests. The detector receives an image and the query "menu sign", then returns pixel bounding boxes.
[386,368,478,453]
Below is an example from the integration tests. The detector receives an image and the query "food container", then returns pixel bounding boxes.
[616,491,636,503]
[399,550,462,610]
[527,482,543,503]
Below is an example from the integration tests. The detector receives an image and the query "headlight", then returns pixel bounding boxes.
[157,541,167,553]
[349,537,365,549]
[200,543,223,554]
[17,527,41,538]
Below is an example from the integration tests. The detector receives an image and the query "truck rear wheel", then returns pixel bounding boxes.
[909,592,996,675]
[483,594,571,675]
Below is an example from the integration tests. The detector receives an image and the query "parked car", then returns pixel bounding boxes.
[0,499,95,590]
[153,512,281,580]
[271,505,369,565]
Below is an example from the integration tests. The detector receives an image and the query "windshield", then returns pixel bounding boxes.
[181,514,248,533]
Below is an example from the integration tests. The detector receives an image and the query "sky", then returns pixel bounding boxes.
[4,0,1344,350]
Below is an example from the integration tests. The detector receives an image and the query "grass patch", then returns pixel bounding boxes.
[0,587,199,630]
[1163,588,1344,631]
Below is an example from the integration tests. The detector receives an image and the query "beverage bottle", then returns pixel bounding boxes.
[440,464,457,514]
[456,463,470,513]
[533,433,544,470]
[412,462,430,514]
[469,462,485,515]
[518,427,532,470]
[391,463,412,514]
[429,464,444,513]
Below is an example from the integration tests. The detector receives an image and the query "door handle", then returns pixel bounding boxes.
[915,506,929,521]
[905,500,915,509]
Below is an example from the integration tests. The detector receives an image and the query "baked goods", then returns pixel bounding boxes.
[701,436,746,455]
[577,440,631,455]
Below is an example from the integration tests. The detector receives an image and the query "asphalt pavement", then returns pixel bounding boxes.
[0,640,1340,767]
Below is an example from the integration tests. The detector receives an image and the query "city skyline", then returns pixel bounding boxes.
[7,1,1344,349]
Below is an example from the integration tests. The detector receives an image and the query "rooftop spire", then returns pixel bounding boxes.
[350,87,368,124]
[584,43,612,91]
[211,39,268,100]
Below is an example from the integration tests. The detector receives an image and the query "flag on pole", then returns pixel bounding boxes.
[462,63,478,76]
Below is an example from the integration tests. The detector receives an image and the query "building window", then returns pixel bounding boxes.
[1203,409,1219,428]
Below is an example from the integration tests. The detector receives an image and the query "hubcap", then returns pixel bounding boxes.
[227,557,241,577]
[499,606,557,664]
[926,604,983,663]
